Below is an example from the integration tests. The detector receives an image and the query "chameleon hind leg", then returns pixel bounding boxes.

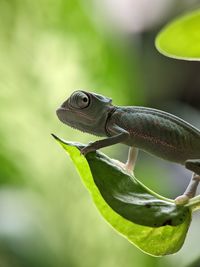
[175,159,200,205]
[112,147,138,175]
[175,173,200,205]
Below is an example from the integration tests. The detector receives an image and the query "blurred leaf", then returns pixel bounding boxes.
[53,135,191,256]
[155,9,200,60]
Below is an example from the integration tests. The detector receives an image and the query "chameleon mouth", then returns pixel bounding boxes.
[56,107,95,123]
[56,107,70,124]
[56,107,70,113]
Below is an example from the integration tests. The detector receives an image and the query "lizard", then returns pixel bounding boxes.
[56,90,200,204]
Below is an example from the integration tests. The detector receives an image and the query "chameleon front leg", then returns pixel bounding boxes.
[80,125,130,155]
[81,125,138,174]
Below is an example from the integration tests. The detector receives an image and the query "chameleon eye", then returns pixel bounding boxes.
[69,91,90,109]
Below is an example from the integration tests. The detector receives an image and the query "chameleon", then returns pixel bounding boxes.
[56,90,200,204]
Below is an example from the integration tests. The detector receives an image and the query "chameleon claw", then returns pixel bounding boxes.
[80,147,87,156]
[80,150,84,156]
[80,145,96,156]
[126,166,134,176]
[111,159,133,175]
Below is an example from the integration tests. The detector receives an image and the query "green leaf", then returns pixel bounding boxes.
[155,9,200,60]
[53,135,191,256]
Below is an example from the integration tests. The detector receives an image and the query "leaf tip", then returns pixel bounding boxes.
[51,133,59,140]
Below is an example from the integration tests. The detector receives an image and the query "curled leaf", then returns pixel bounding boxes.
[53,135,191,256]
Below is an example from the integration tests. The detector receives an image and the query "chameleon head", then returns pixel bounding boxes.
[56,90,112,135]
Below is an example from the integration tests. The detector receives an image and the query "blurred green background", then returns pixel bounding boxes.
[0,0,200,266]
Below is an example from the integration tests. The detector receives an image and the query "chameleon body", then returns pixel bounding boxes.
[56,90,200,203]
[105,106,200,165]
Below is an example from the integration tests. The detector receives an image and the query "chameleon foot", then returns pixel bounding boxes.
[111,159,133,175]
[80,142,96,156]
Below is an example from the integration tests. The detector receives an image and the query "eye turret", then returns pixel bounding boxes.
[69,91,90,109]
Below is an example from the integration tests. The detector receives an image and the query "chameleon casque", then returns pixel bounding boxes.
[56,90,200,204]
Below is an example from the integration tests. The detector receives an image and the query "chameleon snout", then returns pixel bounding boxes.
[56,106,68,124]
